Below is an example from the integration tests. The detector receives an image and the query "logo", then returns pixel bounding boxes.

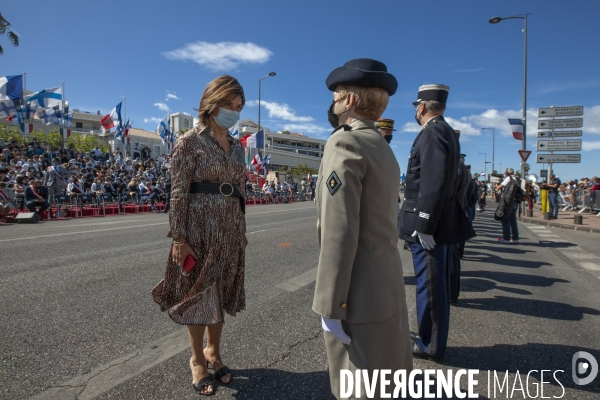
[572,351,598,385]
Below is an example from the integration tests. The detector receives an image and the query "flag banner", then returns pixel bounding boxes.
[251,153,263,167]
[0,75,23,100]
[100,102,122,129]
[229,121,239,138]
[0,100,17,118]
[19,123,33,135]
[508,118,524,141]
[480,172,486,176]
[246,130,264,148]
[158,112,170,145]
[37,108,59,125]
[240,134,249,148]
[62,128,71,141]
[27,87,62,108]
[263,154,271,165]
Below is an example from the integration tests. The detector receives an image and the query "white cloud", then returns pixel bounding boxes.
[163,41,273,71]
[154,102,169,111]
[583,141,600,151]
[401,122,420,133]
[144,117,162,124]
[246,100,313,122]
[165,92,179,101]
[283,123,330,135]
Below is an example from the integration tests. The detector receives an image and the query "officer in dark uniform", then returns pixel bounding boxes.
[375,118,396,144]
[399,84,463,360]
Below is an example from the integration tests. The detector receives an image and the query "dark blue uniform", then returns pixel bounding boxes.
[399,115,463,358]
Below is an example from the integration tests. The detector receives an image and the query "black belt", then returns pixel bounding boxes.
[189,182,245,214]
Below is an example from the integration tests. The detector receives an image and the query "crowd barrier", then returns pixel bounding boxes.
[561,189,599,216]
[1,189,310,224]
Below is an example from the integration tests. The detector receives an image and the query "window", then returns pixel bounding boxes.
[76,122,83,129]
[182,119,189,128]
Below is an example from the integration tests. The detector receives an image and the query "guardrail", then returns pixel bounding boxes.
[561,189,599,216]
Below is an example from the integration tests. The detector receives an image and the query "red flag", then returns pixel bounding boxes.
[240,135,249,148]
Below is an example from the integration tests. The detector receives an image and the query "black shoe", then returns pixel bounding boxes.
[450,299,458,306]
[410,331,420,342]
[411,341,443,361]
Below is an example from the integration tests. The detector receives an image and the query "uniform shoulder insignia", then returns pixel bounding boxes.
[327,171,342,195]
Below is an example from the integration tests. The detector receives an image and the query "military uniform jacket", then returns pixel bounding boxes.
[312,120,405,324]
[399,116,462,245]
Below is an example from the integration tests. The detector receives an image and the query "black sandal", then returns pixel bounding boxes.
[192,375,215,396]
[214,366,232,384]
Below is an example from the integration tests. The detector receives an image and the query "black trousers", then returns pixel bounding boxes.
[450,242,465,302]
[26,200,49,214]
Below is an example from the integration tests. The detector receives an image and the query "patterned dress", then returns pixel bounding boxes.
[152,125,246,325]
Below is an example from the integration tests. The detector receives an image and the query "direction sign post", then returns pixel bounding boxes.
[537,118,583,129]
[536,154,581,163]
[537,106,583,117]
[536,139,582,151]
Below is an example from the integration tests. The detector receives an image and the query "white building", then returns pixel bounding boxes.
[238,119,325,170]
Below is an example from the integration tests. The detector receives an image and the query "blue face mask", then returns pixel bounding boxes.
[214,107,240,129]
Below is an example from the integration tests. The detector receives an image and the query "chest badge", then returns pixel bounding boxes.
[327,171,342,195]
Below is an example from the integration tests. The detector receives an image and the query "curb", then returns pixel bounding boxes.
[517,216,600,234]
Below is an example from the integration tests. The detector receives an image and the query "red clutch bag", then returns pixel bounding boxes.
[182,254,198,275]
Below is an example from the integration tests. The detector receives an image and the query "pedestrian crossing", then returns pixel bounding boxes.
[525,224,600,276]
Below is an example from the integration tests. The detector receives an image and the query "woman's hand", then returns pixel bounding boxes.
[172,242,198,268]
[243,234,248,247]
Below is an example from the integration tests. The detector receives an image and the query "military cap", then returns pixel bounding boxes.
[326,58,398,95]
[376,118,396,131]
[412,84,450,105]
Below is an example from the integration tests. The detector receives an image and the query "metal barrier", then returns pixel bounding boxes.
[561,189,599,216]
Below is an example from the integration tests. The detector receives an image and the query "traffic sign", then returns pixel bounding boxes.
[538,106,583,117]
[536,154,581,163]
[518,150,532,162]
[536,139,582,151]
[537,118,583,129]
[537,130,582,138]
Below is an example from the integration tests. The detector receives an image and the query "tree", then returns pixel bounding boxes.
[0,13,19,55]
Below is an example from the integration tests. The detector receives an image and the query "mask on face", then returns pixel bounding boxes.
[414,103,422,126]
[384,134,393,144]
[214,107,240,129]
[327,98,349,129]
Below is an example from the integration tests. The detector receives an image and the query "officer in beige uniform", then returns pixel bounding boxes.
[313,58,412,399]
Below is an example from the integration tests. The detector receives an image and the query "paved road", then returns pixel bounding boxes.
[1,203,599,399]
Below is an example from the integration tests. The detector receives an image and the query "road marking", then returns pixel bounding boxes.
[578,262,600,271]
[276,268,318,292]
[0,222,169,243]
[527,226,548,230]
[247,205,314,216]
[559,252,599,260]
[29,329,189,400]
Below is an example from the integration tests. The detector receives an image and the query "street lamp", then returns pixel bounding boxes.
[489,13,531,180]
[479,152,488,181]
[258,72,276,173]
[481,127,496,174]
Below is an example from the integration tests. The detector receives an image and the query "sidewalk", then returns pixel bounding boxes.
[517,206,600,233]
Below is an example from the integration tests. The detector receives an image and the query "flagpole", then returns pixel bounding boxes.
[121,96,127,155]
[22,72,27,129]
[61,81,66,149]
[169,108,172,154]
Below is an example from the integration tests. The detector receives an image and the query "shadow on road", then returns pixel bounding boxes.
[458,296,600,320]
[228,369,334,400]
[462,270,569,287]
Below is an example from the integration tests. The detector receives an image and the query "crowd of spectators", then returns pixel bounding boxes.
[0,136,172,218]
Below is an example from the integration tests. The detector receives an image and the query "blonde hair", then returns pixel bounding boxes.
[336,84,389,120]
[196,75,245,125]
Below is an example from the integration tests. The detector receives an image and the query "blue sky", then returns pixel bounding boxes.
[3,0,599,179]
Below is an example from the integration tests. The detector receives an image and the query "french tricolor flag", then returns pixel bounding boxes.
[508,118,524,141]
[100,102,122,130]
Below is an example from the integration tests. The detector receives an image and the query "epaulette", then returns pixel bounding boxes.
[330,124,352,136]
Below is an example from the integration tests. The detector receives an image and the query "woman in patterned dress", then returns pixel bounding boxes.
[152,75,247,396]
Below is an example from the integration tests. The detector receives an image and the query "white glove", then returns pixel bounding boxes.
[412,231,436,250]
[321,317,351,345]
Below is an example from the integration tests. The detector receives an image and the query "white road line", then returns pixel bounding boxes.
[578,262,600,271]
[28,329,189,400]
[527,226,549,230]
[276,268,318,292]
[559,252,599,260]
[537,234,560,237]
[247,205,314,216]
[0,222,169,243]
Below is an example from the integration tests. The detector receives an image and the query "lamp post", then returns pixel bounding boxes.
[489,13,531,179]
[258,72,276,176]
[481,127,496,174]
[479,152,488,181]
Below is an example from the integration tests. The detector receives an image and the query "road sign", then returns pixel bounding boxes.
[536,139,582,151]
[540,169,548,178]
[537,118,583,129]
[518,150,532,162]
[538,106,583,117]
[536,154,581,163]
[537,130,582,138]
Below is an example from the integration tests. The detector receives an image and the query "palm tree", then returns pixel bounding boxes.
[0,13,19,55]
